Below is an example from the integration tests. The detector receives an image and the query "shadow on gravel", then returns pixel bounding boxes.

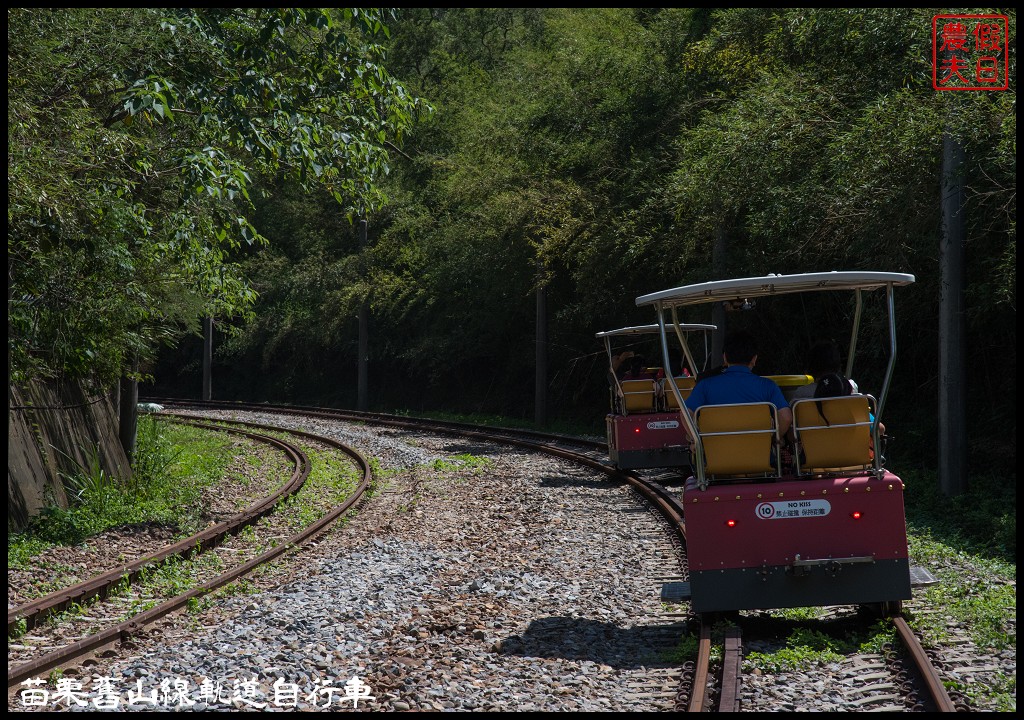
[497,616,690,669]
[439,440,533,456]
[537,474,617,489]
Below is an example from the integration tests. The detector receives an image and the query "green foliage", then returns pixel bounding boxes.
[744,627,858,673]
[916,568,1016,650]
[904,470,1015,562]
[7,535,51,570]
[137,553,223,598]
[187,595,217,614]
[662,632,700,664]
[165,7,1013,489]
[131,415,184,491]
[763,606,828,622]
[902,468,1015,651]
[9,618,28,640]
[54,442,116,504]
[8,8,423,387]
[431,454,493,473]
[16,422,234,546]
[947,672,1016,713]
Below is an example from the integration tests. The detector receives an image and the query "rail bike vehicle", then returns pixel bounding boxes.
[636,271,930,614]
[597,323,715,471]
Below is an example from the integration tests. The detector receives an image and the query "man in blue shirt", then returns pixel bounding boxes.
[684,330,793,439]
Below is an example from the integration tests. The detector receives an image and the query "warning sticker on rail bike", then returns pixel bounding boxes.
[646,420,680,430]
[755,499,831,520]
[932,14,1010,90]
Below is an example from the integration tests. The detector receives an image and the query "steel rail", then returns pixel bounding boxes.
[154,399,701,702]
[892,614,957,712]
[8,424,370,690]
[8,419,309,636]
[688,619,713,712]
[144,397,608,453]
[149,399,688,540]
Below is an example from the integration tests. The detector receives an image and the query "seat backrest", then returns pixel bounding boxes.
[620,379,656,414]
[695,402,777,476]
[663,376,696,410]
[792,395,873,471]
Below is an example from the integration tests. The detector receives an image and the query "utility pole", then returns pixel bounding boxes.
[711,223,728,366]
[535,257,548,427]
[357,219,369,411]
[118,355,139,463]
[938,132,967,497]
[203,317,213,401]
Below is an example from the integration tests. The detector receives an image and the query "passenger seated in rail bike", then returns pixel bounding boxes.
[796,352,888,461]
[608,350,636,383]
[790,340,860,401]
[614,355,666,412]
[682,330,792,468]
[606,350,636,413]
[805,371,886,460]
[621,354,664,381]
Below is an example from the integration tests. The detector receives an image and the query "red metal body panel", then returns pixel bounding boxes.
[608,412,688,452]
[683,472,909,571]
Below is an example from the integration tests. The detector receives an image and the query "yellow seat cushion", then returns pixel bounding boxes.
[793,396,872,470]
[663,376,696,409]
[620,379,656,414]
[696,403,777,476]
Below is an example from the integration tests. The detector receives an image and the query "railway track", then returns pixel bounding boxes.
[8,417,371,693]
[8,399,987,711]
[154,400,968,712]
[156,401,699,712]
[8,419,311,638]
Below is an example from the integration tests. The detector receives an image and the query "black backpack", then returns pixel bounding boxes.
[814,372,853,425]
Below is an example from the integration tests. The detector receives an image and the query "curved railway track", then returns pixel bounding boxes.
[8,399,981,711]
[154,400,698,711]
[8,419,310,638]
[138,398,962,712]
[8,417,371,691]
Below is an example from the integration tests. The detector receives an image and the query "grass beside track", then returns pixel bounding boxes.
[8,417,236,569]
[8,410,1015,711]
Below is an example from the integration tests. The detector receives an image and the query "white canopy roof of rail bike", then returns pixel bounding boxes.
[595,323,716,339]
[634,270,916,488]
[635,271,915,309]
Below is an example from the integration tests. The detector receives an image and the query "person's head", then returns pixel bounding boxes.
[722,330,758,366]
[807,341,842,379]
[628,355,646,375]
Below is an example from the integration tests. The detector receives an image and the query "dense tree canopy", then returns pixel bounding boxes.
[199,8,1013,472]
[13,8,1013,474]
[8,8,422,386]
